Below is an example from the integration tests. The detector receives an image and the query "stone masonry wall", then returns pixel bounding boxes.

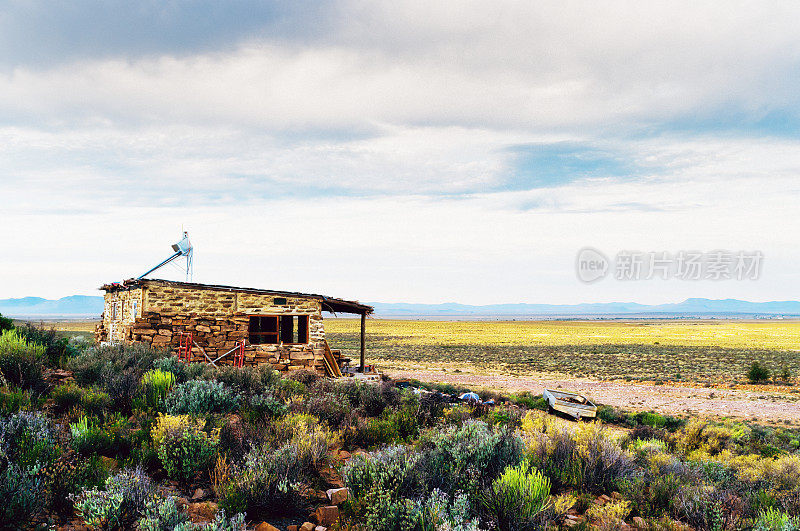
[98,281,334,374]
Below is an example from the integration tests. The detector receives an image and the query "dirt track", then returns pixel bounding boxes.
[387,369,800,425]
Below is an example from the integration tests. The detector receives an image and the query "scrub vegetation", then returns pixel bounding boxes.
[2,313,800,529]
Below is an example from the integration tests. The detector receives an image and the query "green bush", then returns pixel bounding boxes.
[411,489,479,531]
[208,364,280,396]
[416,420,524,496]
[345,416,401,449]
[754,507,799,531]
[0,313,12,333]
[72,468,154,529]
[343,445,421,500]
[70,416,112,455]
[41,452,108,517]
[69,342,164,389]
[0,385,39,414]
[137,496,189,531]
[0,411,60,469]
[242,393,287,420]
[140,368,176,410]
[218,441,303,519]
[157,425,218,485]
[165,379,240,415]
[0,461,47,526]
[480,461,552,531]
[15,322,79,367]
[508,391,548,411]
[748,361,771,384]
[0,329,46,393]
[52,383,112,416]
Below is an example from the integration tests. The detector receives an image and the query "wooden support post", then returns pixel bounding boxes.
[360,312,366,373]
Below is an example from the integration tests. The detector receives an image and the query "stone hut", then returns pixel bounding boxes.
[95,278,373,376]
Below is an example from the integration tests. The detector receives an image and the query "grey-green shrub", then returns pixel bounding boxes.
[412,489,480,531]
[72,468,154,529]
[0,462,47,526]
[0,411,59,469]
[218,441,302,518]
[165,379,240,415]
[138,496,189,531]
[343,444,421,500]
[415,420,524,496]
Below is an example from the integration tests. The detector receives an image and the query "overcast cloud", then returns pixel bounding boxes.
[1,1,799,304]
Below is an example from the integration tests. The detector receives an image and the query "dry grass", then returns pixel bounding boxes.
[325,319,800,384]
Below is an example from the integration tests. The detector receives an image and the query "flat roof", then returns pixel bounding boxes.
[100,278,373,315]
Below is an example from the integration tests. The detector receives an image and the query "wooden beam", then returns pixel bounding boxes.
[360,312,366,372]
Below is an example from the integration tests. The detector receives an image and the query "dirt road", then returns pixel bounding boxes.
[387,369,800,424]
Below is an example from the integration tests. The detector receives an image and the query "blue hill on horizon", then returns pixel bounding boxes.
[1,294,800,317]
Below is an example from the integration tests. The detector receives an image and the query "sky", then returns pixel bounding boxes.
[2,1,800,305]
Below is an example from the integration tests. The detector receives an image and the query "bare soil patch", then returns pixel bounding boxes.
[388,368,800,425]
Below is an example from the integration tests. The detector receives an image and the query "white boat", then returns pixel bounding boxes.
[542,389,597,420]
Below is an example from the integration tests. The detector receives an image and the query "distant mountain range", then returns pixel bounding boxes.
[0,296,104,317]
[369,298,800,317]
[2,295,800,318]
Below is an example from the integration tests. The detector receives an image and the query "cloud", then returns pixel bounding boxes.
[2,1,800,304]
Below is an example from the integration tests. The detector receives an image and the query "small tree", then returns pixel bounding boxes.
[747,361,771,384]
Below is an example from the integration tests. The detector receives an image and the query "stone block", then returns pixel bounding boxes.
[326,487,351,505]
[315,506,339,527]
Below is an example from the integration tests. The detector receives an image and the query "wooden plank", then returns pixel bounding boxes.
[322,340,342,378]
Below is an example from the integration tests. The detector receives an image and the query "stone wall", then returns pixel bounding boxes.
[97,288,143,342]
[97,280,335,374]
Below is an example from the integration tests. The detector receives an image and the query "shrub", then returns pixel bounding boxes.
[138,496,246,531]
[40,452,108,517]
[165,379,240,415]
[271,413,335,473]
[343,445,421,500]
[524,411,635,492]
[242,392,287,420]
[157,424,219,485]
[415,420,524,496]
[51,382,84,413]
[412,489,480,531]
[755,507,799,531]
[217,441,303,519]
[293,390,352,428]
[480,461,552,531]
[141,368,176,410]
[272,377,306,400]
[0,411,59,469]
[0,461,47,526]
[72,468,154,529]
[0,329,46,392]
[15,322,78,367]
[509,391,548,411]
[0,385,38,414]
[69,342,163,389]
[345,416,401,449]
[138,496,189,531]
[0,313,11,333]
[52,383,112,416]
[748,361,771,384]
[70,416,112,455]
[209,364,279,396]
[586,499,632,531]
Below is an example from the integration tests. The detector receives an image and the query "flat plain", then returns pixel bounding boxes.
[33,317,800,422]
[325,318,800,384]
